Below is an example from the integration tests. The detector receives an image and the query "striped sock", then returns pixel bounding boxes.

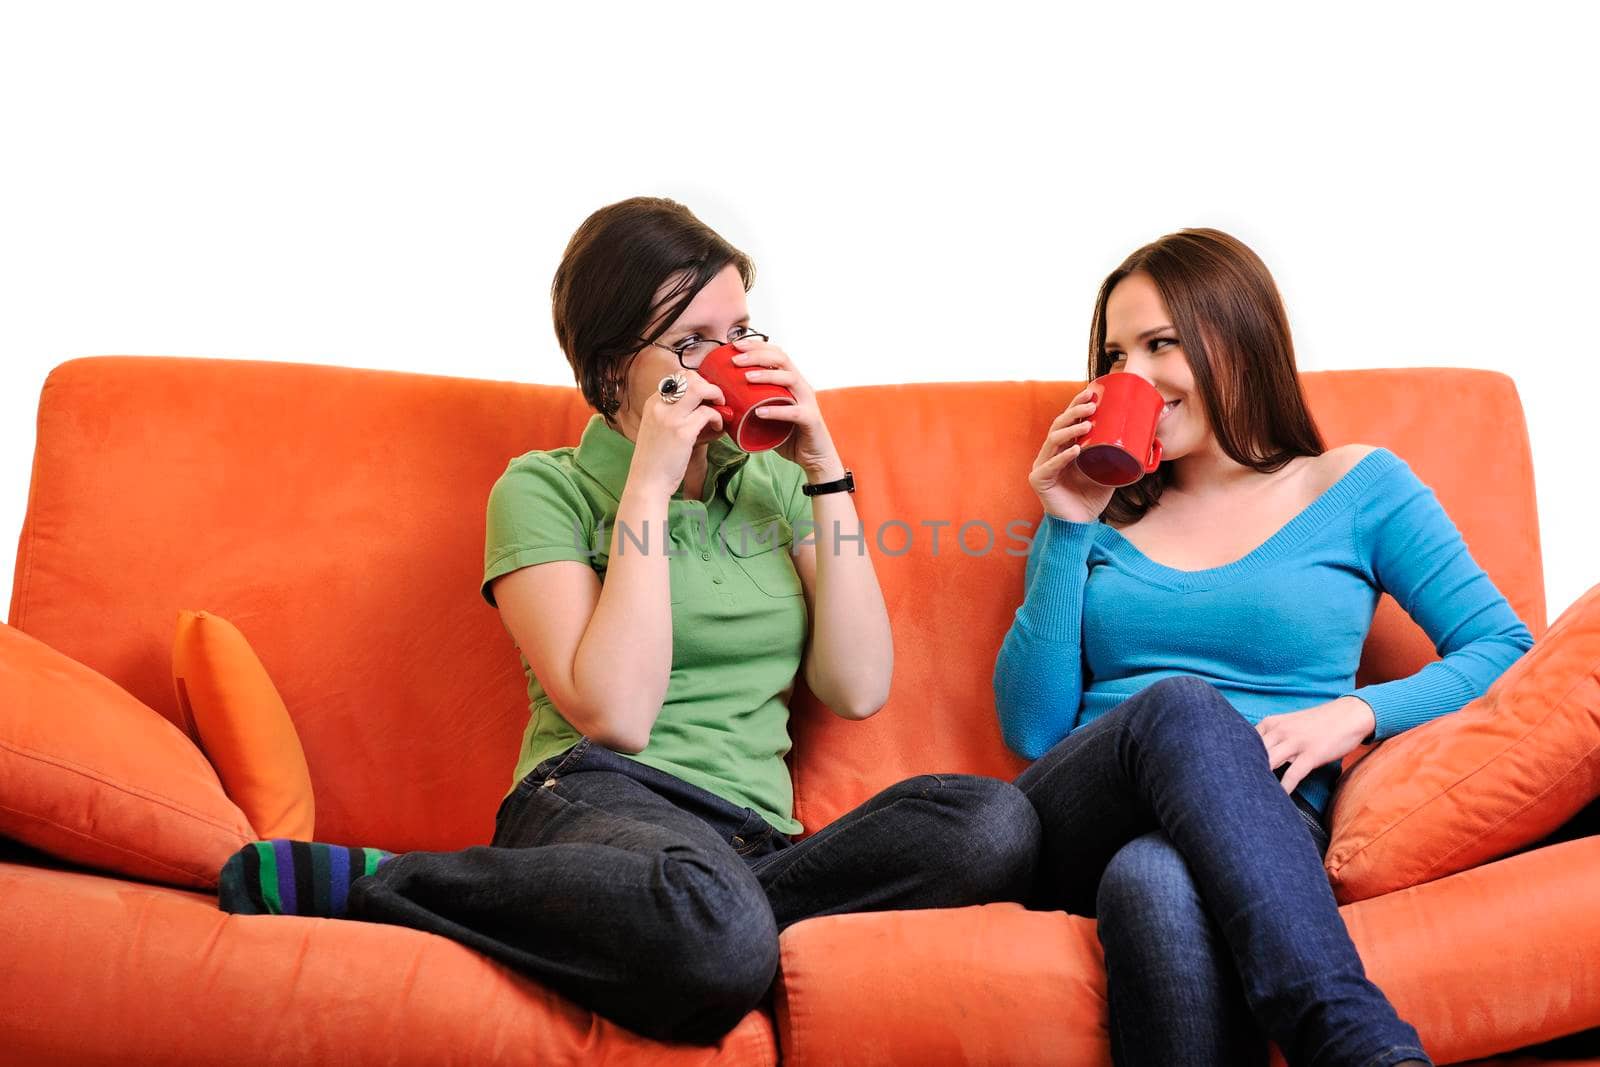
[217,840,395,918]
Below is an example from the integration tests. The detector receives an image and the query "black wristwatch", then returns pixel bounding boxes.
[802,468,855,497]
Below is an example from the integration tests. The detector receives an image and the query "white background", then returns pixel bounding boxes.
[2,2,1595,621]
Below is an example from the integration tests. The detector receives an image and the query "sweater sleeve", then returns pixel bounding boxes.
[993,515,1100,759]
[1342,457,1535,741]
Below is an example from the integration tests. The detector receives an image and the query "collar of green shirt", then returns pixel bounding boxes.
[572,413,750,505]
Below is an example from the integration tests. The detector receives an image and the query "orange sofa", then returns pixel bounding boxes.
[2,356,1596,1066]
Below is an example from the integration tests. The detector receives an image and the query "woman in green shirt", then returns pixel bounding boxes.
[218,196,1040,1045]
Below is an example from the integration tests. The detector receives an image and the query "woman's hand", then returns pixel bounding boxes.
[629,375,728,496]
[1257,696,1377,794]
[727,339,843,479]
[1030,386,1115,523]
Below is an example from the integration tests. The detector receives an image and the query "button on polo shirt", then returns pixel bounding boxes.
[482,414,812,835]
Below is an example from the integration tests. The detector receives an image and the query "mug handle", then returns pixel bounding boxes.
[1143,437,1164,472]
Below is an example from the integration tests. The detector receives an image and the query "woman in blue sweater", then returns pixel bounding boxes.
[993,228,1533,1067]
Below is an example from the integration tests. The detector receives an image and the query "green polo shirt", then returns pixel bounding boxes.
[481,414,811,835]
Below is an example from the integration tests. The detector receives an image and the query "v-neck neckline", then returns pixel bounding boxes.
[1098,448,1397,591]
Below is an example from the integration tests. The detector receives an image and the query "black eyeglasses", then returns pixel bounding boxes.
[643,326,769,370]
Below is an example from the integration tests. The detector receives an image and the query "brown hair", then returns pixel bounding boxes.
[552,197,755,420]
[1088,227,1326,525]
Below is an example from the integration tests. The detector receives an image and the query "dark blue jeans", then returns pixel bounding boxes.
[345,738,1039,1044]
[1016,676,1432,1067]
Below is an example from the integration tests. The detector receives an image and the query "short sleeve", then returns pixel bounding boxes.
[481,455,597,608]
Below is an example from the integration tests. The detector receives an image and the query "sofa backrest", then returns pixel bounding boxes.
[784,371,1547,831]
[9,358,1545,846]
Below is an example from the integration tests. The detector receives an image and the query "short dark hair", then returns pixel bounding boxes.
[1087,227,1327,526]
[552,197,755,420]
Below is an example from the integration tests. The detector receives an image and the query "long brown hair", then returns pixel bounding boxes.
[552,197,755,422]
[1088,228,1326,526]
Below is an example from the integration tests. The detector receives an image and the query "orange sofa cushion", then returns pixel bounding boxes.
[0,621,254,889]
[7,356,598,851]
[775,903,1112,1066]
[172,609,315,839]
[775,838,1600,1066]
[1326,582,1600,903]
[0,858,778,1066]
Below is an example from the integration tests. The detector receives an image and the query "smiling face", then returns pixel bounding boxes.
[614,262,752,444]
[1103,270,1211,459]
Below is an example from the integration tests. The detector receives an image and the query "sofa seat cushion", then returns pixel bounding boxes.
[0,858,777,1066]
[775,903,1111,1066]
[774,838,1600,1067]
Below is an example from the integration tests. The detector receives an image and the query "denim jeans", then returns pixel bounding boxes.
[345,737,1040,1044]
[1016,676,1433,1067]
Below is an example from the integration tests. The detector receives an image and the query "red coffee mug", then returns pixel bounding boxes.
[1075,372,1165,487]
[694,342,798,452]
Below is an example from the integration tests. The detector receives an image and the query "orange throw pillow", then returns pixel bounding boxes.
[1326,582,1600,903]
[0,621,254,889]
[172,610,315,840]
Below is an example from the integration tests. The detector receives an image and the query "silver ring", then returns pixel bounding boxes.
[657,372,689,405]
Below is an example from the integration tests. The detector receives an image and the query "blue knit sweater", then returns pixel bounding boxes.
[992,447,1535,816]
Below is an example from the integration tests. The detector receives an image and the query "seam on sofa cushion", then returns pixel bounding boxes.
[0,801,227,881]
[0,737,249,835]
